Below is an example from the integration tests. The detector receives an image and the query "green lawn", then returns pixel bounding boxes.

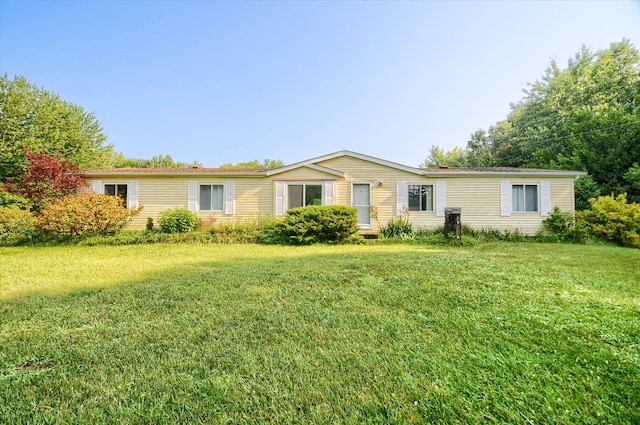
[1,243,639,424]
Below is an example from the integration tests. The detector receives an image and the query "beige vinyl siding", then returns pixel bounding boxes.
[86,176,275,230]
[131,178,189,229]
[234,178,273,218]
[272,167,340,181]
[84,156,578,234]
[318,156,424,226]
[550,178,575,212]
[314,157,577,235]
[186,177,273,226]
[445,177,576,235]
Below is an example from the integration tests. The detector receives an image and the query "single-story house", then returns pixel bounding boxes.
[83,150,584,235]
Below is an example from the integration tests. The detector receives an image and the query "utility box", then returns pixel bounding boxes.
[444,207,462,239]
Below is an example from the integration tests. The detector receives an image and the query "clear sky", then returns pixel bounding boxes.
[1,1,639,168]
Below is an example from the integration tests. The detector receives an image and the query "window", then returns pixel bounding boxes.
[104,184,127,207]
[512,184,538,212]
[288,184,322,209]
[408,184,434,212]
[199,184,224,211]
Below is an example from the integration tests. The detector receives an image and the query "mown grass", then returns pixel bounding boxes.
[1,243,639,423]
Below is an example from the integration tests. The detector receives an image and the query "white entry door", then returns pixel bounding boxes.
[352,183,371,227]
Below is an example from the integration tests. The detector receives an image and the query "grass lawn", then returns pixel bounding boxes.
[1,242,639,424]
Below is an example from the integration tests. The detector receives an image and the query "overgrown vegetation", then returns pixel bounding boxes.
[379,216,414,239]
[1,243,638,423]
[539,195,640,248]
[207,216,282,244]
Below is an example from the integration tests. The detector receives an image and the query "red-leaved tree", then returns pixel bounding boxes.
[3,152,87,212]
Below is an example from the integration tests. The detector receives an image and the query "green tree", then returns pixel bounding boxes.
[429,40,640,203]
[0,74,113,178]
[574,175,601,211]
[488,41,640,200]
[110,152,202,169]
[625,164,640,190]
[419,146,469,168]
[219,159,284,169]
[466,129,495,167]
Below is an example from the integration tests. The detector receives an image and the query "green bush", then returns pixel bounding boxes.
[277,205,360,245]
[36,194,141,236]
[0,190,31,210]
[543,207,575,236]
[380,217,414,239]
[580,194,640,248]
[0,206,35,245]
[158,208,199,233]
[146,217,154,231]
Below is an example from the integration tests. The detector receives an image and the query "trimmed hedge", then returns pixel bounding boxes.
[278,205,361,245]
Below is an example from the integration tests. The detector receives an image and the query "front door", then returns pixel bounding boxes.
[352,183,371,227]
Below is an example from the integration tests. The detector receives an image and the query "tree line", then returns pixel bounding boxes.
[2,40,639,209]
[422,40,640,207]
[0,74,282,178]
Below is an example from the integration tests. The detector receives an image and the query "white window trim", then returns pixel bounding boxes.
[406,182,436,213]
[189,180,234,214]
[284,181,325,210]
[502,180,550,216]
[99,181,138,209]
[511,183,540,213]
[197,183,225,212]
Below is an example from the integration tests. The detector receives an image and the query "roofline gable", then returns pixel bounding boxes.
[266,162,345,177]
[267,150,425,176]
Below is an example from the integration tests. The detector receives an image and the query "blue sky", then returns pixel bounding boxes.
[1,1,639,168]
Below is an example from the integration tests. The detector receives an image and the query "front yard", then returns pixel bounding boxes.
[1,243,638,423]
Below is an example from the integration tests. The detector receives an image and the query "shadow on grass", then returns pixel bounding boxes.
[1,244,639,423]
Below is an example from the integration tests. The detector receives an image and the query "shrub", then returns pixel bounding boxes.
[36,194,142,236]
[580,194,640,248]
[158,208,199,233]
[3,151,86,212]
[0,206,35,245]
[0,190,31,210]
[277,205,360,245]
[543,207,575,236]
[146,217,154,231]
[380,217,414,239]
